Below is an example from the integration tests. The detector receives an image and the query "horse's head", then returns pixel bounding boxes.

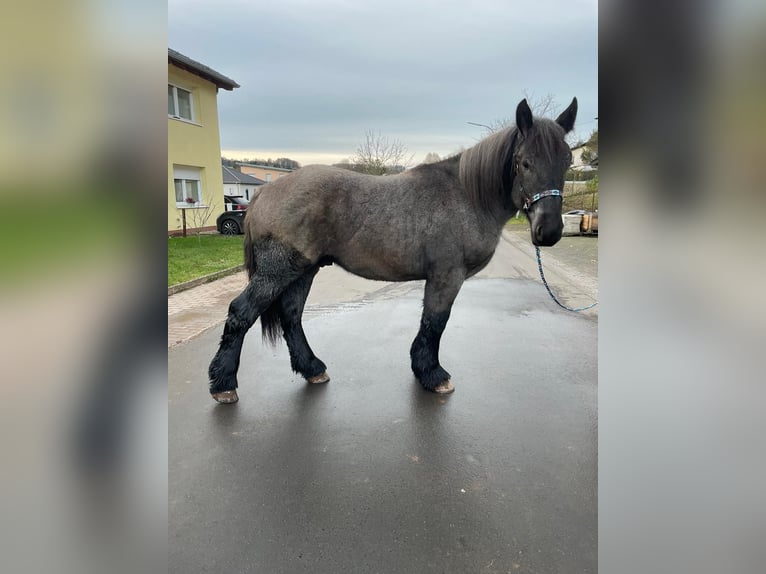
[511,97,578,246]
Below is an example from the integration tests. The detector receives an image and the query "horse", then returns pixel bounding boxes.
[208,97,577,403]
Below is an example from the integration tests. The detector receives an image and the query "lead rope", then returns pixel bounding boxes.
[535,246,598,312]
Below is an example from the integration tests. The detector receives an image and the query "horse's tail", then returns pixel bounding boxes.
[243,222,257,279]
[260,303,283,347]
[243,219,284,347]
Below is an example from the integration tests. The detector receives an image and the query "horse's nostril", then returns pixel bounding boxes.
[534,224,543,241]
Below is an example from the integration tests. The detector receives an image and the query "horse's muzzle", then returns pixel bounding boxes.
[531,216,563,246]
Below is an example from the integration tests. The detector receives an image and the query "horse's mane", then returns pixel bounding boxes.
[458,127,518,213]
[458,119,564,214]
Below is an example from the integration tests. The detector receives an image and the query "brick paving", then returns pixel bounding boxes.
[168,271,248,348]
[167,265,392,348]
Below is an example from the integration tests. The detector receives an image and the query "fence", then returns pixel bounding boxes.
[562,173,598,212]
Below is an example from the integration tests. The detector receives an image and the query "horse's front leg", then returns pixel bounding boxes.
[410,268,465,394]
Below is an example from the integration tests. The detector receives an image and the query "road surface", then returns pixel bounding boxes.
[169,229,597,573]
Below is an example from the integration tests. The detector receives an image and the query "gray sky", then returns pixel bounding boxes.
[169,0,597,166]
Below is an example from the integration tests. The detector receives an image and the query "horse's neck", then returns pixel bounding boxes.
[470,189,518,233]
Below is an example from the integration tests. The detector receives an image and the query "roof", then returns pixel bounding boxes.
[237,163,294,173]
[222,165,266,185]
[168,48,240,90]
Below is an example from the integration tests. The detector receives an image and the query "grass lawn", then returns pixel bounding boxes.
[168,234,244,286]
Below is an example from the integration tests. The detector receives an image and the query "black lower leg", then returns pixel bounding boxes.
[208,239,312,395]
[283,327,327,379]
[208,284,261,393]
[278,268,327,379]
[410,269,464,391]
[410,309,452,390]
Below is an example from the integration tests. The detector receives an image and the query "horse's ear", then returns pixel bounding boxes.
[516,98,533,136]
[555,97,578,133]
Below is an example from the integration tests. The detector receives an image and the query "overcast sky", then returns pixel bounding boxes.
[169,0,597,166]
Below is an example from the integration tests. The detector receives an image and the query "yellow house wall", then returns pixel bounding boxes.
[168,65,225,233]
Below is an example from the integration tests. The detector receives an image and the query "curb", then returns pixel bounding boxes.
[168,264,245,296]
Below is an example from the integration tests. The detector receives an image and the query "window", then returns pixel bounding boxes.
[173,165,203,206]
[168,84,194,122]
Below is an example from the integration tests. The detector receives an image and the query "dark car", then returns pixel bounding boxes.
[216,210,246,235]
[224,195,249,211]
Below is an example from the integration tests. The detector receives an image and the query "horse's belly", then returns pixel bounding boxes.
[333,251,423,282]
[465,250,495,278]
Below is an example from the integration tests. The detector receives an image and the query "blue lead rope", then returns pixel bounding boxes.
[535,246,598,312]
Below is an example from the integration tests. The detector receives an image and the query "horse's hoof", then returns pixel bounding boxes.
[211,389,239,404]
[307,372,330,384]
[433,380,455,394]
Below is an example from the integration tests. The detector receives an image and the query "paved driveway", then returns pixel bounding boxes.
[169,231,597,573]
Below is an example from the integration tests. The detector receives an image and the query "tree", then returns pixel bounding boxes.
[586,129,598,151]
[352,130,414,175]
[581,129,599,165]
[472,91,558,133]
[468,91,581,146]
[273,157,300,170]
[181,197,219,243]
[222,156,301,170]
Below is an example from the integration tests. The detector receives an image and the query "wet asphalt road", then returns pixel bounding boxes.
[169,265,597,572]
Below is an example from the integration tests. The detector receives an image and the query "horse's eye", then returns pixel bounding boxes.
[522,160,531,170]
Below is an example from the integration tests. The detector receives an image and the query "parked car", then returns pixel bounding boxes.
[216,210,245,235]
[224,195,249,211]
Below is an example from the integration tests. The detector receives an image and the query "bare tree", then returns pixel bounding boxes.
[468,92,583,146]
[352,130,414,175]
[523,91,558,116]
[182,198,219,243]
[469,91,559,134]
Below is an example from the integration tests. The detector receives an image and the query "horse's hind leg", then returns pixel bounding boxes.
[208,281,261,403]
[274,266,330,384]
[208,240,311,403]
[411,268,466,394]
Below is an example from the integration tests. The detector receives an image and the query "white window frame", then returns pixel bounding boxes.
[168,83,195,123]
[173,166,205,207]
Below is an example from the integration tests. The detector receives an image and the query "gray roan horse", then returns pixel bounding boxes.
[209,97,577,403]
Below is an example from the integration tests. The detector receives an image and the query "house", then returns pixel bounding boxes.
[570,142,598,173]
[222,164,265,202]
[237,163,295,182]
[168,48,240,235]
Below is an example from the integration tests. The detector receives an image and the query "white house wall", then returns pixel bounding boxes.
[224,183,260,202]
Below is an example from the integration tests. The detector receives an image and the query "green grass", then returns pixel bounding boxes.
[168,234,244,286]
[506,214,529,226]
